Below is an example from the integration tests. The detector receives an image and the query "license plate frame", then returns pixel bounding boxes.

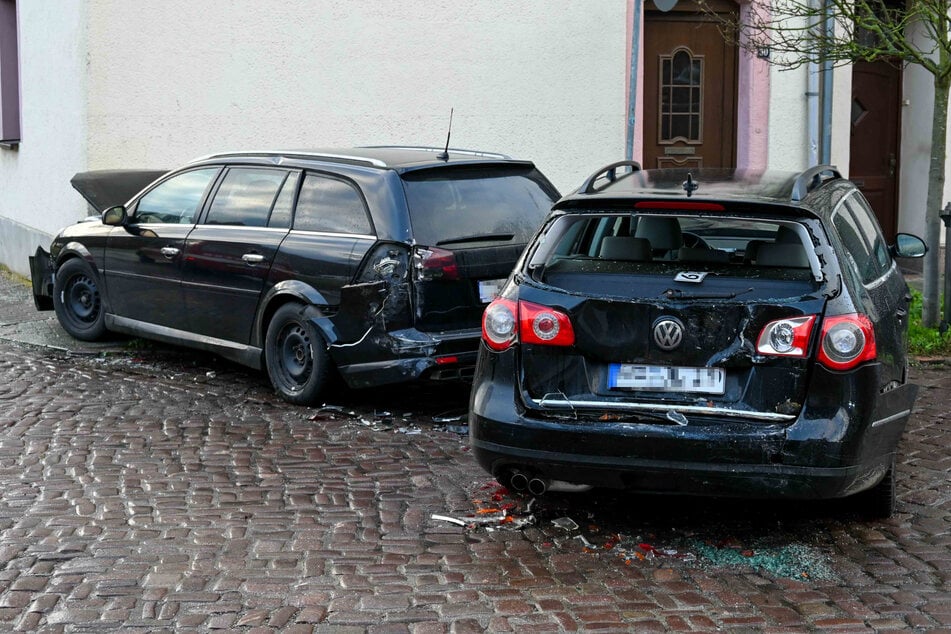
[608,364,725,394]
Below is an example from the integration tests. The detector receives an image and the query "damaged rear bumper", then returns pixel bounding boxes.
[469,347,912,500]
[330,326,482,389]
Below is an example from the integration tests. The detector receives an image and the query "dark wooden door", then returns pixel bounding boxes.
[643,3,738,169]
[850,60,902,241]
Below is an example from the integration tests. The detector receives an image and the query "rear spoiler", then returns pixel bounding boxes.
[70,169,168,213]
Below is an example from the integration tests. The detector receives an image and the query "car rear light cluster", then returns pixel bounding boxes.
[817,314,877,370]
[756,313,876,370]
[756,316,816,357]
[482,298,575,351]
[414,246,459,281]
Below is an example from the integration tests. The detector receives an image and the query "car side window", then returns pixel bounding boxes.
[205,168,288,227]
[134,168,219,224]
[268,172,300,229]
[833,196,888,285]
[846,195,891,275]
[293,173,372,235]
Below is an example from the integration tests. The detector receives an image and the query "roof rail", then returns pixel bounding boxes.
[579,160,642,194]
[191,150,388,168]
[790,164,841,202]
[362,145,512,159]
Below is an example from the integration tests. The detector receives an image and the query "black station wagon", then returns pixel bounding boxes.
[469,162,926,517]
[30,147,559,404]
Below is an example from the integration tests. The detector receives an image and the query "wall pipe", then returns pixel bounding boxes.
[627,0,642,161]
[821,0,834,164]
[806,0,822,166]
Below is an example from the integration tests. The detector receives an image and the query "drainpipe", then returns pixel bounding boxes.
[820,0,834,164]
[806,0,821,166]
[627,0,642,161]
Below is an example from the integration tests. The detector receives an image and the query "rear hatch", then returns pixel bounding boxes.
[516,208,831,423]
[400,164,559,332]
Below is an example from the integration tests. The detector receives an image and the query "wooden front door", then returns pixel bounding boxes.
[643,3,738,169]
[850,61,902,241]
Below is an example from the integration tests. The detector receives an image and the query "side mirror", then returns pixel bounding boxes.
[102,205,127,226]
[891,233,927,258]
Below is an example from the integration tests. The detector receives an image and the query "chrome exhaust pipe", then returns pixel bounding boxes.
[509,470,529,492]
[528,477,549,496]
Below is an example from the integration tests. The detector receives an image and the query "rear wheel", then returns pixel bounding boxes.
[856,458,896,519]
[265,303,330,405]
[52,258,107,341]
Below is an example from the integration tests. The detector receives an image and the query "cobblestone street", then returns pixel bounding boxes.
[0,274,949,632]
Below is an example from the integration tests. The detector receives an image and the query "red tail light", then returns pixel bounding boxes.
[414,246,459,280]
[756,315,816,357]
[817,313,877,370]
[482,298,518,350]
[482,298,575,351]
[519,300,575,346]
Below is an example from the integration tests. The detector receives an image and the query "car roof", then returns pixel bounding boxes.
[555,163,852,216]
[187,146,535,173]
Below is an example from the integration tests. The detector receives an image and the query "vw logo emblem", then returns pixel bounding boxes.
[653,317,684,351]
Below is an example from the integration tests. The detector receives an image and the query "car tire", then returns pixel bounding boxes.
[857,458,896,520]
[52,258,108,341]
[265,303,330,405]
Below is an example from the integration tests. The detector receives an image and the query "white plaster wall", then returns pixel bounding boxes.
[85,0,628,196]
[767,65,810,171]
[0,1,87,276]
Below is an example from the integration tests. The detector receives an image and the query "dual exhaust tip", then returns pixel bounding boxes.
[502,467,595,496]
[508,470,549,496]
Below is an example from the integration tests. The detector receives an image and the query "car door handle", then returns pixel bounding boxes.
[160,247,180,258]
[242,253,265,265]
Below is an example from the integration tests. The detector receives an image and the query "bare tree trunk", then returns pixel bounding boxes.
[923,75,950,327]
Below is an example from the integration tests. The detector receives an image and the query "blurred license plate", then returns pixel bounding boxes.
[478,279,505,303]
[609,364,725,394]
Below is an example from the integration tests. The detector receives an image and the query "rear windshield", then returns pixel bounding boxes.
[401,166,558,247]
[527,212,824,299]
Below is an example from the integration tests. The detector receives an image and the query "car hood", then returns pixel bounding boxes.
[70,169,168,212]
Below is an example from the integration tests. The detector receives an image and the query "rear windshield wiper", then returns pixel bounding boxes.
[436,233,515,246]
[663,287,754,300]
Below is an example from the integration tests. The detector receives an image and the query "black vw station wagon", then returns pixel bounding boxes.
[470,162,927,517]
[30,147,559,404]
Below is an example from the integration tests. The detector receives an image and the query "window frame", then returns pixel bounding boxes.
[0,0,20,147]
[129,167,222,226]
[291,171,375,236]
[201,166,290,228]
[831,192,893,286]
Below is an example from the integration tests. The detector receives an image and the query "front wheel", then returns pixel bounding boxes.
[52,258,107,341]
[264,303,330,405]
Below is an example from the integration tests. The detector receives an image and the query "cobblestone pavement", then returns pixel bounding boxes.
[0,274,949,632]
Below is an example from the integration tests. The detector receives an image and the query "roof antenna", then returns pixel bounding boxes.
[683,173,699,197]
[436,108,453,161]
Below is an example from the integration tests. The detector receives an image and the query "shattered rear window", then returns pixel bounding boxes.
[528,212,823,298]
[400,166,557,247]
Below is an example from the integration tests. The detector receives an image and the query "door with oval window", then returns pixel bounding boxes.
[643,1,738,169]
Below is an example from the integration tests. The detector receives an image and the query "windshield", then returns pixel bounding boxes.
[401,167,557,246]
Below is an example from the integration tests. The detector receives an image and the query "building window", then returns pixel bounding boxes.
[659,48,703,144]
[0,0,19,146]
